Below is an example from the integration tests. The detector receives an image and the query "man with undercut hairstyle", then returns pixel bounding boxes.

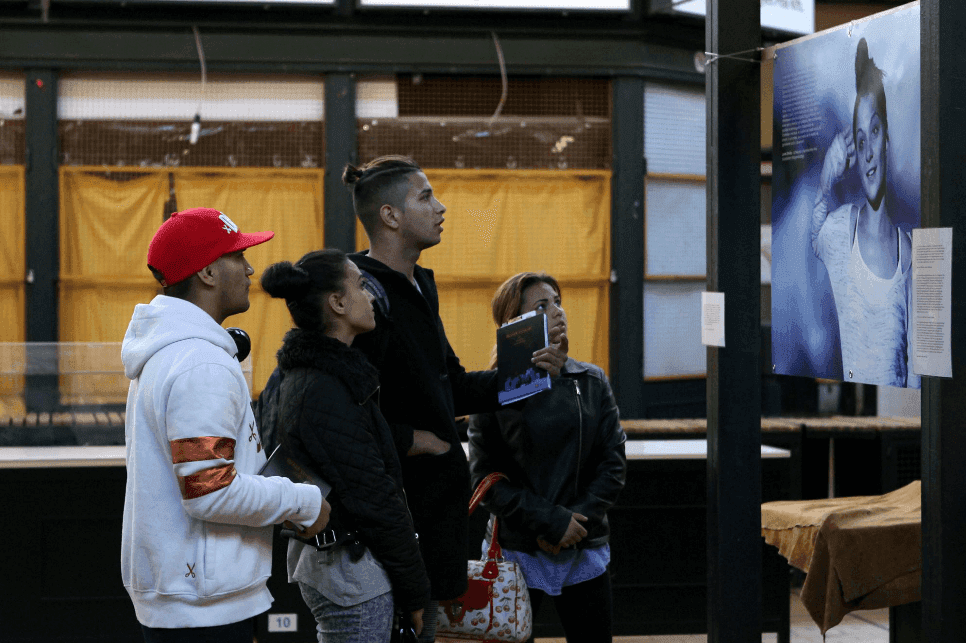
[121,207,329,643]
[343,157,567,642]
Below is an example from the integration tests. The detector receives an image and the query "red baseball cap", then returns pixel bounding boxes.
[147,208,274,286]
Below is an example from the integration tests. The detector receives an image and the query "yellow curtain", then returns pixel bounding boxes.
[60,169,167,342]
[59,167,324,399]
[175,169,324,395]
[357,169,611,373]
[0,166,25,415]
[59,166,607,399]
[59,169,168,404]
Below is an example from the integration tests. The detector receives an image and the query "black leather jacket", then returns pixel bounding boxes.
[467,358,626,552]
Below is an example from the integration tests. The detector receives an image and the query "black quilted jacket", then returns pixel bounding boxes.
[270,329,431,613]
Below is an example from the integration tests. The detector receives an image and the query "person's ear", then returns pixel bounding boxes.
[327,291,346,317]
[196,263,217,287]
[379,203,400,230]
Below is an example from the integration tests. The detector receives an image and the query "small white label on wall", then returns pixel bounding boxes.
[268,614,298,633]
[701,292,725,348]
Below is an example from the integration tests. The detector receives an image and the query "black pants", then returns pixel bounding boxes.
[527,568,613,643]
[141,617,254,643]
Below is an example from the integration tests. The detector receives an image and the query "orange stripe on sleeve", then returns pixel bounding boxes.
[170,437,236,464]
[178,463,237,500]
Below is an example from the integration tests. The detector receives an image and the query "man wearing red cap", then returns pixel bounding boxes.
[120,208,329,643]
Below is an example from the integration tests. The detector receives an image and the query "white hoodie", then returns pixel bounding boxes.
[120,295,322,628]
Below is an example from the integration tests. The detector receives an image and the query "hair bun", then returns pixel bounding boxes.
[260,260,313,300]
[342,163,365,186]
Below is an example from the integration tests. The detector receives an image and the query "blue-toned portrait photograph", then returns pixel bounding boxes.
[771,3,921,389]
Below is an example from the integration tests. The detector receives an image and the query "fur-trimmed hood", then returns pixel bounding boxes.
[276,329,380,405]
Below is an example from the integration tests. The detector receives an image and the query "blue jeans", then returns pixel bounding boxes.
[299,583,394,643]
[141,618,253,643]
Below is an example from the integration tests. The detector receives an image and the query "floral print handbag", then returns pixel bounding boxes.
[436,473,533,643]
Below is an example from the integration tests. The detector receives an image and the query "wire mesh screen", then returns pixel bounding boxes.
[359,75,611,169]
[60,121,323,169]
[58,75,324,169]
[0,120,24,165]
[398,76,609,118]
[0,75,25,165]
[0,342,251,445]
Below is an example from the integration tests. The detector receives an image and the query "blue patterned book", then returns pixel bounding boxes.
[497,311,551,405]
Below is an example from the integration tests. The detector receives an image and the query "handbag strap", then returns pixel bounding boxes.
[482,517,502,579]
[469,472,508,580]
[468,471,507,516]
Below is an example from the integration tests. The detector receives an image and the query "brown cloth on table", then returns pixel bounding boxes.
[761,481,921,634]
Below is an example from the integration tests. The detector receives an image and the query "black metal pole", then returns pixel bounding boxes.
[323,74,358,253]
[706,0,761,640]
[921,1,966,639]
[610,76,645,418]
[24,68,59,412]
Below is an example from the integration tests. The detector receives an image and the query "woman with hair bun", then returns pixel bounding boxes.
[811,37,919,388]
[260,248,429,642]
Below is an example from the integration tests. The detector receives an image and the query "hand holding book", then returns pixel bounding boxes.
[532,320,568,376]
[498,311,554,405]
[283,503,331,540]
[259,444,335,545]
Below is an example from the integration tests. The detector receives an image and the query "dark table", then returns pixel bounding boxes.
[0,440,792,642]
[621,415,921,501]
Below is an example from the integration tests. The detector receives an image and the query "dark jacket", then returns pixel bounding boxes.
[349,252,500,600]
[467,358,627,552]
[254,367,282,455]
[269,328,431,613]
